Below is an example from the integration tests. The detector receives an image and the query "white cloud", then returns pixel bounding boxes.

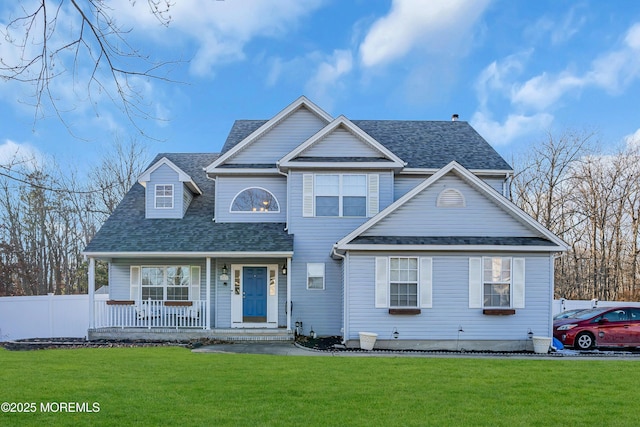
[304,50,353,106]
[525,6,586,46]
[471,111,553,146]
[359,0,491,68]
[624,128,640,149]
[473,21,640,146]
[511,22,640,110]
[0,140,43,169]
[113,0,324,77]
[475,51,531,108]
[511,71,584,110]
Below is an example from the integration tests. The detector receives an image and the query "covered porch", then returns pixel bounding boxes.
[85,252,294,341]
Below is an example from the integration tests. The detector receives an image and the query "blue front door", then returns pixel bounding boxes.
[243,267,267,322]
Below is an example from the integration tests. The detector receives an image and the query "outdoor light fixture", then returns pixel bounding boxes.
[220,264,229,285]
[281,263,287,276]
[392,328,399,339]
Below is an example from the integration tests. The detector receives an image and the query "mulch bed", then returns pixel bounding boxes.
[295,335,344,351]
[0,337,229,351]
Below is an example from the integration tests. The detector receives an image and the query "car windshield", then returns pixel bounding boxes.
[570,308,609,319]
[554,309,585,319]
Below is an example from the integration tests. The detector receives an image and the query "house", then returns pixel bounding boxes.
[83,96,567,350]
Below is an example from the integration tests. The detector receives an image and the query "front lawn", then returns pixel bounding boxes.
[0,347,637,426]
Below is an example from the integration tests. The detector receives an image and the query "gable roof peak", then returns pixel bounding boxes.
[334,160,568,251]
[278,115,406,170]
[138,156,202,195]
[206,96,333,172]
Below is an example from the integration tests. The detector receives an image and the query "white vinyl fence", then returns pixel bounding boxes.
[0,294,107,341]
[552,298,640,315]
[2,295,640,341]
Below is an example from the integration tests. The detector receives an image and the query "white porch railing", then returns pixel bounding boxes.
[94,299,206,329]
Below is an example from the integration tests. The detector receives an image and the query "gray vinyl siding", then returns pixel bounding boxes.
[230,108,327,164]
[345,252,553,341]
[365,173,536,237]
[286,171,392,336]
[182,184,193,216]
[395,174,506,201]
[481,177,507,195]
[302,128,382,157]
[394,175,431,201]
[215,176,287,223]
[145,164,185,219]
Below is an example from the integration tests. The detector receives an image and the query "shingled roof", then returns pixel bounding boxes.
[84,153,294,255]
[220,119,512,171]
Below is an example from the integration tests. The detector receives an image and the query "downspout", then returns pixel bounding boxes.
[332,245,348,344]
[286,257,292,332]
[207,257,212,330]
[503,172,512,199]
[277,166,289,231]
[205,170,217,222]
[88,257,95,331]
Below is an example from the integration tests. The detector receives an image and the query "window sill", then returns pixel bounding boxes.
[106,300,134,305]
[388,308,421,315]
[482,309,516,315]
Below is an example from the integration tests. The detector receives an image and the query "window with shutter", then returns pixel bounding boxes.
[469,257,525,310]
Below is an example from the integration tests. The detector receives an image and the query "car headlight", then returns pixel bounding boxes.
[557,324,577,331]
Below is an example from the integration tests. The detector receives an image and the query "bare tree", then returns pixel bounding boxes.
[513,129,640,301]
[0,138,148,295]
[1,0,178,137]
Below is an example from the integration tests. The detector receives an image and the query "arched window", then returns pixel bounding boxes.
[437,188,465,208]
[231,187,280,212]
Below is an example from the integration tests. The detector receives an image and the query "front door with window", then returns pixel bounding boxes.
[243,267,267,322]
[231,264,278,328]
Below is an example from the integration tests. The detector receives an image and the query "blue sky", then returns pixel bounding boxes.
[2,0,640,171]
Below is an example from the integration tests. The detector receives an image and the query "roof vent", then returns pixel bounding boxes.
[451,114,459,122]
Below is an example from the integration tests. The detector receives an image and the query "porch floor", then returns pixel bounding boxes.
[88,327,293,342]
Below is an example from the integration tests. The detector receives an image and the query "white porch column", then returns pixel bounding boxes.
[206,257,211,330]
[88,257,95,330]
[286,257,292,331]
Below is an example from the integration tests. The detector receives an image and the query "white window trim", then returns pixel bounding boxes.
[138,265,195,301]
[154,184,174,209]
[375,257,432,309]
[389,257,419,308]
[469,257,525,309]
[314,173,367,217]
[229,186,281,213]
[307,263,325,290]
[482,256,512,309]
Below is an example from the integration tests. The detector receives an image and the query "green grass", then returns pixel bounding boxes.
[0,347,638,426]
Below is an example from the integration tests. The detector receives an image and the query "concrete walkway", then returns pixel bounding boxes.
[191,341,640,359]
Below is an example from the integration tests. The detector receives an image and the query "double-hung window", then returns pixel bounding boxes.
[375,257,432,309]
[315,174,366,217]
[155,184,174,209]
[483,257,511,308]
[141,266,190,301]
[307,263,325,290]
[389,257,418,307]
[469,257,525,309]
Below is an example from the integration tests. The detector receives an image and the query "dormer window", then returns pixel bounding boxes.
[231,187,280,212]
[155,184,174,209]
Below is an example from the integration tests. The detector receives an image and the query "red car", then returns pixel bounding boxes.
[553,306,640,350]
